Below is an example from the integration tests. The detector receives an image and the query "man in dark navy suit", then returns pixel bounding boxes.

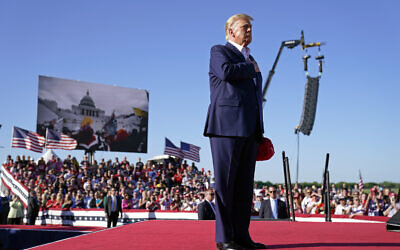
[259,186,289,219]
[104,188,122,228]
[204,14,266,250]
[27,191,40,225]
[198,189,216,220]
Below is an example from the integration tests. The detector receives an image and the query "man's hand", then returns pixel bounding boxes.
[250,59,260,73]
[105,213,108,219]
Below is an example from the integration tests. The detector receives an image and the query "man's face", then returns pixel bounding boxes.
[269,187,277,199]
[207,191,215,202]
[229,19,252,47]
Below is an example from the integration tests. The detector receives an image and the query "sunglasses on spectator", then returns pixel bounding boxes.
[269,190,276,193]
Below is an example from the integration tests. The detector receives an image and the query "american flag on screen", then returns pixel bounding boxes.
[11,126,45,153]
[164,138,184,159]
[45,129,77,150]
[180,141,200,162]
[358,170,364,190]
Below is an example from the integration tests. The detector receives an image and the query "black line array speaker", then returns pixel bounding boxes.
[296,76,320,136]
[387,210,400,232]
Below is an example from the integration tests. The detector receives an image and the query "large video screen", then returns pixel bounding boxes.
[37,75,148,153]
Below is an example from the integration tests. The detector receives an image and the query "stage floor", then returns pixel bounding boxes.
[31,220,400,249]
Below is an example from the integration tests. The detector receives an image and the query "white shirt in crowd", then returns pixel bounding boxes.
[160,198,171,210]
[301,196,312,213]
[335,204,349,215]
[350,204,364,215]
[388,202,400,217]
[307,200,319,214]
[181,201,193,211]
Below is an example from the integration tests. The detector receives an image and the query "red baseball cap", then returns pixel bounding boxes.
[256,137,275,161]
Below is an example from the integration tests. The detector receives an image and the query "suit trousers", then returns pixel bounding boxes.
[7,217,23,225]
[28,213,37,225]
[107,211,119,228]
[210,133,258,243]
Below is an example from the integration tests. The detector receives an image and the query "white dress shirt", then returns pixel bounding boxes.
[269,198,278,219]
[228,40,256,85]
[228,40,250,61]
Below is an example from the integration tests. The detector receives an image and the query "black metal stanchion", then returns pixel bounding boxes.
[282,151,291,219]
[323,153,331,222]
[326,169,331,222]
[285,156,296,222]
[282,151,296,222]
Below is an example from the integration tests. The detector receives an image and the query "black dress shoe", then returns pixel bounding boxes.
[216,242,224,250]
[238,240,267,249]
[216,241,244,250]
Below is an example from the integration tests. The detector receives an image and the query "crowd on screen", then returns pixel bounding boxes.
[1,154,399,225]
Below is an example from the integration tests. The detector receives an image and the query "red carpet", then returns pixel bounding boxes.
[32,220,400,249]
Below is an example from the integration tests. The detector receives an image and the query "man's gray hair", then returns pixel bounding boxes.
[225,14,254,40]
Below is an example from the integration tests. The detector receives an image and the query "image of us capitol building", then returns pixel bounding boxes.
[37,87,148,153]
[38,90,110,133]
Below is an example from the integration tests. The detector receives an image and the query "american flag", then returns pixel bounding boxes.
[180,141,200,162]
[359,170,364,190]
[164,138,184,159]
[45,129,77,150]
[11,126,45,153]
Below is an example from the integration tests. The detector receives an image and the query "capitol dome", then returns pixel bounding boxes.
[79,90,96,108]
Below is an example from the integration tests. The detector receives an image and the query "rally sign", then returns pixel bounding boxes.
[0,165,29,207]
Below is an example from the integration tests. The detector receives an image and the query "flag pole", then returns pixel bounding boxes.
[9,126,14,156]
[44,127,48,149]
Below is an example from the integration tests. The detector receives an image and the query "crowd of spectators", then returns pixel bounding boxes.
[1,154,399,226]
[252,183,400,218]
[1,154,214,220]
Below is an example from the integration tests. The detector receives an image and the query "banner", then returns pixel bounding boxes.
[30,209,197,227]
[0,165,29,207]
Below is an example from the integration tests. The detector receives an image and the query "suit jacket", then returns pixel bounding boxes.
[27,196,39,217]
[197,200,216,220]
[8,200,24,218]
[204,42,264,138]
[259,199,289,219]
[104,195,122,216]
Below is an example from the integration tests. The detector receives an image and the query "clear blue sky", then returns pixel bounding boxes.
[0,1,399,183]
